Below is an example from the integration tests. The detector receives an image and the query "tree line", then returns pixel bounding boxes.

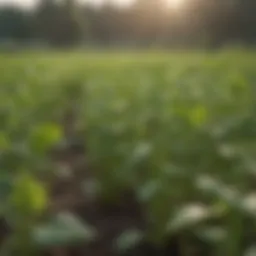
[0,0,255,48]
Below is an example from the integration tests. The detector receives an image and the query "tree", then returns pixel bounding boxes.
[34,0,82,47]
[34,0,59,45]
[1,0,256,48]
[58,0,83,46]
[0,7,31,41]
[235,0,256,44]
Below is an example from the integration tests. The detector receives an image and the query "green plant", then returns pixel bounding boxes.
[1,50,256,255]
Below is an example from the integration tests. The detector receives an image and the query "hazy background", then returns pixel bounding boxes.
[0,0,255,49]
[0,0,134,8]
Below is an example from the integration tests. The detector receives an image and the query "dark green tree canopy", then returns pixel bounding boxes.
[0,7,32,41]
[0,0,255,48]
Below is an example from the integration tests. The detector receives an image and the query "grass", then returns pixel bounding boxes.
[1,50,256,255]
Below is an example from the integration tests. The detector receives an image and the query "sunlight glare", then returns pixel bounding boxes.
[167,0,187,9]
[0,0,188,10]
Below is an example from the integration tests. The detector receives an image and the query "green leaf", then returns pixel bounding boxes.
[33,212,97,248]
[166,204,213,233]
[244,246,256,256]
[189,105,208,127]
[0,174,13,215]
[9,173,47,217]
[194,226,227,244]
[30,123,63,154]
[0,144,31,172]
[137,180,160,203]
[0,133,10,151]
[132,142,152,162]
[114,229,144,253]
[0,174,13,200]
[241,193,256,217]
[196,175,240,207]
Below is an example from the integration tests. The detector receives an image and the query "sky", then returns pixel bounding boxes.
[0,0,134,9]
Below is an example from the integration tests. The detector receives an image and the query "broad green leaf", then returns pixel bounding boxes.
[241,194,256,217]
[0,133,10,151]
[30,123,63,154]
[0,174,13,199]
[0,144,31,172]
[194,226,227,243]
[9,173,47,217]
[167,204,213,233]
[114,229,144,253]
[189,105,208,127]
[137,180,160,203]
[33,212,97,248]
[0,174,13,215]
[244,246,256,256]
[196,175,241,207]
[133,142,152,161]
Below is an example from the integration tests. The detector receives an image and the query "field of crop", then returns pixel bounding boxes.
[1,50,256,255]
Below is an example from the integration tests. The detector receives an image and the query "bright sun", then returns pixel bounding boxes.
[167,0,186,9]
[119,0,188,8]
[86,0,188,8]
